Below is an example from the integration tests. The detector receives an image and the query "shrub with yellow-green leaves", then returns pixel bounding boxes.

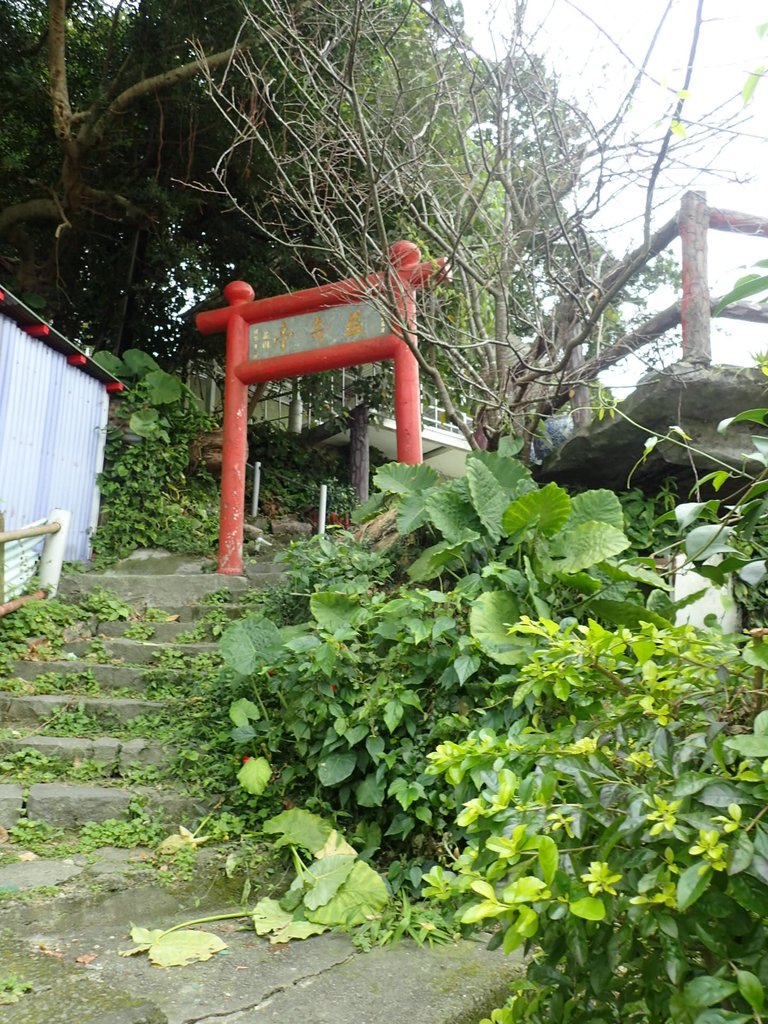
[423,619,768,1024]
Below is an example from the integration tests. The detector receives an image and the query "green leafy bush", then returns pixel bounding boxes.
[424,619,768,1023]
[92,351,219,564]
[218,448,681,878]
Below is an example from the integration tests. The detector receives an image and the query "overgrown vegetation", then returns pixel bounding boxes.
[91,350,220,565]
[4,403,768,1019]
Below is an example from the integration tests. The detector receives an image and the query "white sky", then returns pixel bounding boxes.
[463,0,768,389]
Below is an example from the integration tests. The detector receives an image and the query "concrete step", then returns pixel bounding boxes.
[0,692,166,729]
[59,572,250,608]
[65,638,219,666]
[7,660,157,692]
[96,619,214,642]
[154,602,246,623]
[0,735,168,772]
[1,782,207,829]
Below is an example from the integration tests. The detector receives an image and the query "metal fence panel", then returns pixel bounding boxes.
[0,315,108,561]
[1,518,46,601]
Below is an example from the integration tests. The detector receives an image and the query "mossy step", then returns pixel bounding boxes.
[0,735,168,771]
[0,692,167,729]
[65,638,219,665]
[96,619,216,642]
[2,782,208,829]
[7,660,159,692]
[156,602,249,622]
[59,572,249,607]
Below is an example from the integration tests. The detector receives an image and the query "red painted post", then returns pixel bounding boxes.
[389,242,423,464]
[218,280,254,576]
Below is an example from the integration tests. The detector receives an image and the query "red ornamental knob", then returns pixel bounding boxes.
[224,281,255,306]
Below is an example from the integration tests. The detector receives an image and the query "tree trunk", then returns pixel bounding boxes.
[349,403,369,503]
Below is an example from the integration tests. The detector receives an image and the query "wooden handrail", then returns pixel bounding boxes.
[0,522,60,545]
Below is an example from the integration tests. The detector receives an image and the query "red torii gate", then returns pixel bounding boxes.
[196,241,444,576]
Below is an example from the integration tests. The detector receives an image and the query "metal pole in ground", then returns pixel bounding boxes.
[251,462,262,519]
[318,484,328,535]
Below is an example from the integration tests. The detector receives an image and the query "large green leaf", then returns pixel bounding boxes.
[129,408,160,438]
[569,490,624,531]
[396,491,434,534]
[304,860,389,927]
[407,532,479,582]
[310,592,361,630]
[374,462,439,494]
[229,698,261,728]
[92,350,126,377]
[219,616,283,676]
[122,348,160,377]
[685,525,736,560]
[469,591,524,664]
[250,898,327,943]
[251,897,292,935]
[317,751,358,786]
[146,929,227,967]
[145,369,182,405]
[466,459,509,541]
[724,735,768,758]
[237,756,271,796]
[355,773,387,807]
[302,854,357,911]
[468,449,533,495]
[586,600,673,629]
[425,479,481,542]
[548,522,630,574]
[502,483,571,538]
[263,809,332,854]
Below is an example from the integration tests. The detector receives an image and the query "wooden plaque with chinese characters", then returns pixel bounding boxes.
[248,302,387,361]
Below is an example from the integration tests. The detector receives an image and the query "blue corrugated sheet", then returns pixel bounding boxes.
[0,315,109,561]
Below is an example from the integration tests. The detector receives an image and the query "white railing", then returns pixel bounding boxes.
[0,509,71,612]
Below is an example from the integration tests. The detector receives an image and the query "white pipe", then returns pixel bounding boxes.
[39,509,71,598]
[318,484,328,535]
[251,462,262,519]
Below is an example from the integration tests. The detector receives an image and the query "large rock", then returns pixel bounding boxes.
[538,362,768,492]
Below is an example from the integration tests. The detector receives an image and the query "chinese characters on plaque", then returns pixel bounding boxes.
[248,303,387,362]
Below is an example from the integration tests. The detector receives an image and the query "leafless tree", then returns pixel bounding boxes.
[195,0,741,453]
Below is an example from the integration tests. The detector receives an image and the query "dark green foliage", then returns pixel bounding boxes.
[93,358,219,564]
[248,422,361,520]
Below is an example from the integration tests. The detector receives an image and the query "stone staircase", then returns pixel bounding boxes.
[0,552,278,833]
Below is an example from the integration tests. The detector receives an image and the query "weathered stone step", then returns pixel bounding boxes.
[1,782,207,829]
[154,603,247,623]
[65,638,219,665]
[97,619,211,642]
[0,692,166,728]
[7,660,157,692]
[59,572,250,608]
[0,735,167,771]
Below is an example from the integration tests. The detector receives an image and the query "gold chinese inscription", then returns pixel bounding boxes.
[248,302,386,362]
[345,309,364,338]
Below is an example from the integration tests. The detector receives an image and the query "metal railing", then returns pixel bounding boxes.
[0,509,71,615]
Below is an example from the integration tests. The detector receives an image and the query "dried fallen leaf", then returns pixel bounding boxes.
[75,953,98,964]
[0,826,9,844]
[38,944,64,959]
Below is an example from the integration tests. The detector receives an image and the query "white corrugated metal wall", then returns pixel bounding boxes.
[0,314,109,561]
